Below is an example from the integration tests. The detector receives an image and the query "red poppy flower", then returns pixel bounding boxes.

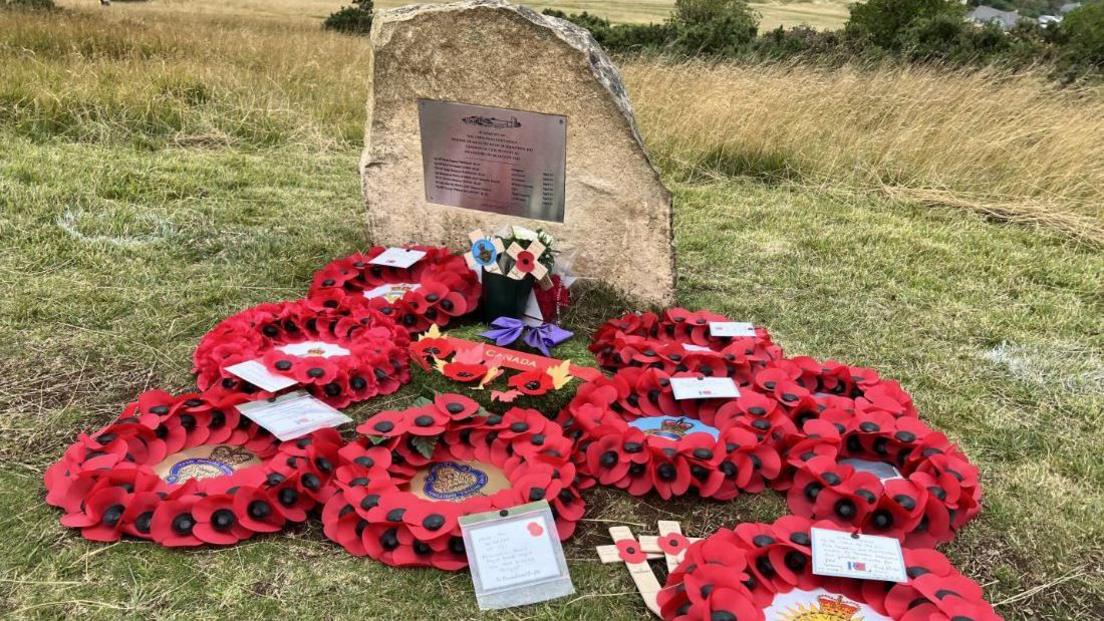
[514,250,536,273]
[404,405,449,437]
[658,532,690,556]
[232,486,286,534]
[436,291,471,318]
[410,337,455,370]
[428,395,474,422]
[149,497,202,547]
[358,409,411,438]
[60,485,130,542]
[508,369,554,396]
[402,502,458,542]
[442,361,489,383]
[193,493,251,545]
[616,538,647,563]
[288,356,338,385]
[498,408,548,440]
[586,435,632,486]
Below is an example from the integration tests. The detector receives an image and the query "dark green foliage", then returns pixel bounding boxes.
[1059,2,1104,71]
[324,0,373,35]
[669,0,759,56]
[2,0,56,10]
[543,9,670,52]
[546,0,1104,80]
[846,0,966,50]
[751,26,848,60]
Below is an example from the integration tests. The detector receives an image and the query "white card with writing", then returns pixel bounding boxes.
[369,247,426,268]
[681,344,715,353]
[840,458,904,483]
[235,391,352,441]
[670,376,741,400]
[709,321,757,338]
[460,501,574,610]
[811,527,907,583]
[224,360,298,393]
[363,282,421,302]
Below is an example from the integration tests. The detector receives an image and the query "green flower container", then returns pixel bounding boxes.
[481,269,532,321]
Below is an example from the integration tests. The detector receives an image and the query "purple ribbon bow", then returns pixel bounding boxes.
[480,317,573,357]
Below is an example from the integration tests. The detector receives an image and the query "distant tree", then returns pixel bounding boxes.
[1,0,56,9]
[1060,2,1104,69]
[324,0,373,35]
[899,12,971,60]
[543,8,672,53]
[543,9,615,45]
[669,0,759,56]
[846,0,966,50]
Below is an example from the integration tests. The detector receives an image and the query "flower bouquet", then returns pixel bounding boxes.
[466,226,560,321]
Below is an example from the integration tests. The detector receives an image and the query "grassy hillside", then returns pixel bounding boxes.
[628,62,1104,241]
[2,3,1103,620]
[54,0,852,29]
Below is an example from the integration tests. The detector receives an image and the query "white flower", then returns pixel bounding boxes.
[511,225,538,241]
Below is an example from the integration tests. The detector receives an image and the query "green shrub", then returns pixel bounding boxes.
[1060,2,1104,71]
[669,0,759,56]
[752,25,847,61]
[543,9,671,53]
[847,0,965,50]
[324,0,373,35]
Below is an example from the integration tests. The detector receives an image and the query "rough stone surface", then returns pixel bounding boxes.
[362,0,675,306]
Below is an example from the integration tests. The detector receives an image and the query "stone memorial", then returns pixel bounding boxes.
[362,0,675,305]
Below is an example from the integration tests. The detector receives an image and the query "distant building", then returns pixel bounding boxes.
[1038,14,1062,25]
[968,6,1022,30]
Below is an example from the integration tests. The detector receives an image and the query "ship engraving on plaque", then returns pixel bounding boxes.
[418,99,567,222]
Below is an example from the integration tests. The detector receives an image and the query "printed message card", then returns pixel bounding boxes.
[459,501,574,610]
[811,527,907,583]
[369,247,426,268]
[236,391,351,441]
[670,376,741,400]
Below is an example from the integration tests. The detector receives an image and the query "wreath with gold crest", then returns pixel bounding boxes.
[319,393,585,570]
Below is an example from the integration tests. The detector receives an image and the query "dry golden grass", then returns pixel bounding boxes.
[624,61,1104,237]
[6,4,1104,240]
[2,7,372,146]
[54,0,851,28]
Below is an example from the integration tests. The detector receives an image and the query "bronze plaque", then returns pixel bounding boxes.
[418,99,566,222]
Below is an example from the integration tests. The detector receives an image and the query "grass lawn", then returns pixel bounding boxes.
[2,135,1102,618]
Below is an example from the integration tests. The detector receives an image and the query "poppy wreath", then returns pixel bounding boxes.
[657,516,1001,621]
[307,246,481,334]
[589,308,783,383]
[750,356,920,426]
[192,298,410,408]
[43,390,343,547]
[320,394,586,570]
[779,407,982,548]
[556,366,789,500]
